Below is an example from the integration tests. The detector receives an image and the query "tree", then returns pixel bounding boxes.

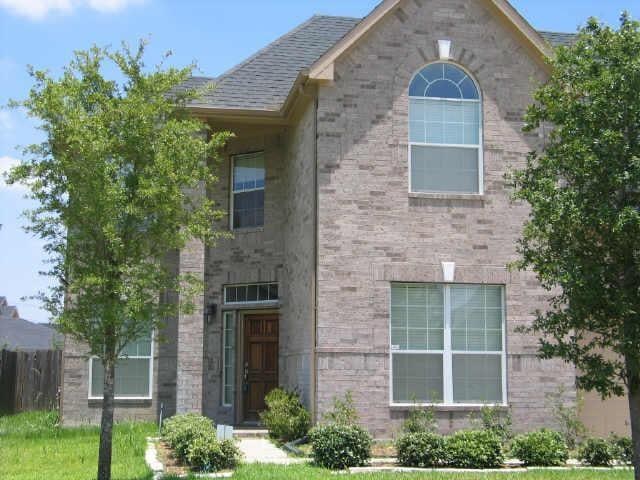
[511,14,640,478]
[6,42,230,480]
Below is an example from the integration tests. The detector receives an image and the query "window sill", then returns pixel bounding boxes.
[89,397,152,403]
[409,192,485,201]
[390,404,508,412]
[232,227,265,234]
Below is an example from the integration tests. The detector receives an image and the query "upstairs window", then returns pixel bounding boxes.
[232,152,265,229]
[409,63,482,194]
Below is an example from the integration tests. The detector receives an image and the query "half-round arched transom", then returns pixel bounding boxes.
[409,63,479,100]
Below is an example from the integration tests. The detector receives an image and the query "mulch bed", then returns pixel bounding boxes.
[156,440,190,476]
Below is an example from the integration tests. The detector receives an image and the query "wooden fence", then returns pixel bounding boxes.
[0,349,62,413]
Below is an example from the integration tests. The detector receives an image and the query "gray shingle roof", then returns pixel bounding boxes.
[185,15,575,113]
[0,295,63,350]
[539,31,577,47]
[186,15,361,112]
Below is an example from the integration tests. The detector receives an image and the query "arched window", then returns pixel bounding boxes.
[409,63,482,194]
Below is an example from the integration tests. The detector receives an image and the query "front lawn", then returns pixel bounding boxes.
[0,410,156,480]
[163,463,635,480]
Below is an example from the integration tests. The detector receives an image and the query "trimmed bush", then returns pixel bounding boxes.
[401,406,437,434]
[186,433,241,472]
[610,435,633,464]
[259,388,311,442]
[309,424,372,470]
[396,432,447,468]
[579,438,614,467]
[510,429,568,466]
[445,430,504,469]
[162,414,215,461]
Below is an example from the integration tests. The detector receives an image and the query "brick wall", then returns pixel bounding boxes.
[314,0,576,438]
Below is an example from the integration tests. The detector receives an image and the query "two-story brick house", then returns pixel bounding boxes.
[61,0,599,438]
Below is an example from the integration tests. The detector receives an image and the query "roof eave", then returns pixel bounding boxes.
[186,71,310,126]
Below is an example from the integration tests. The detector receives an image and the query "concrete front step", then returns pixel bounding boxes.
[233,428,269,438]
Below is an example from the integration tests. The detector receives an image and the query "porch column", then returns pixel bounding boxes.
[176,237,206,414]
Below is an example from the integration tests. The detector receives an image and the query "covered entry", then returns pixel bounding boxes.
[221,281,280,425]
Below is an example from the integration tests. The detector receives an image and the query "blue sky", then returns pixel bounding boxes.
[0,0,634,323]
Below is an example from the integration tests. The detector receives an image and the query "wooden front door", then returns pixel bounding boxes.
[242,314,278,422]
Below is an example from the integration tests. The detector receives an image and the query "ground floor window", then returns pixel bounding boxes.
[222,311,236,406]
[89,333,153,399]
[390,283,506,405]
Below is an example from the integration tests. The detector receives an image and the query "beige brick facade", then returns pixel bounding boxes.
[62,0,579,438]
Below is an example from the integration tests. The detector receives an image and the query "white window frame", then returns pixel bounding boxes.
[223,282,279,307]
[389,283,507,407]
[408,61,484,195]
[222,311,236,407]
[229,151,265,231]
[88,334,154,401]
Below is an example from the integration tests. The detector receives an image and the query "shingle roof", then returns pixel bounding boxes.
[0,317,63,351]
[0,295,63,351]
[185,15,575,113]
[539,31,577,48]
[186,15,361,112]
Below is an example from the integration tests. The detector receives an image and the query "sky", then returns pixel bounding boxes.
[0,0,634,323]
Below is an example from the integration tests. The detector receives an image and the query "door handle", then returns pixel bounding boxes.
[243,362,249,382]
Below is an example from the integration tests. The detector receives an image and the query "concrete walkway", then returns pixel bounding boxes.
[236,437,303,464]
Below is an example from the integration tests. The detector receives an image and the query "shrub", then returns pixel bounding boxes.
[444,430,504,469]
[396,432,447,467]
[162,414,215,461]
[186,433,241,472]
[579,437,614,467]
[259,388,311,442]
[545,387,586,449]
[609,434,633,464]
[471,406,513,443]
[322,391,359,426]
[309,423,372,469]
[401,405,437,434]
[510,429,568,466]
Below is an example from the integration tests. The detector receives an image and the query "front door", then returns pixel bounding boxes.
[242,313,278,422]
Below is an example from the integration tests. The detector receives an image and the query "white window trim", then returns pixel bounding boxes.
[229,152,265,231]
[88,335,154,401]
[408,61,484,196]
[222,311,236,407]
[389,284,507,408]
[223,282,279,306]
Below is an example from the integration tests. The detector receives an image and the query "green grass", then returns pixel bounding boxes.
[162,463,635,480]
[0,410,156,480]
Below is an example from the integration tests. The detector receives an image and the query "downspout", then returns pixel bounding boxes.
[312,92,320,424]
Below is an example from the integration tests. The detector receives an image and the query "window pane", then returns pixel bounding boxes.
[233,152,264,192]
[223,312,236,405]
[91,358,150,398]
[453,354,502,403]
[451,285,504,352]
[411,145,479,194]
[393,353,443,403]
[233,190,265,229]
[391,284,444,351]
[258,284,269,301]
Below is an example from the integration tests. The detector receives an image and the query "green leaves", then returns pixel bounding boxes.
[6,42,230,360]
[512,15,640,397]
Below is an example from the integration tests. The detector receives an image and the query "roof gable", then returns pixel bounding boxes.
[186,1,575,117]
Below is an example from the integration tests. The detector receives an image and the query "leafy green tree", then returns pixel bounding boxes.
[511,14,640,478]
[6,42,229,480]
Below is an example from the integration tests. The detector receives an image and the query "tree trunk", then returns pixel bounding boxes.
[628,376,640,480]
[97,358,116,480]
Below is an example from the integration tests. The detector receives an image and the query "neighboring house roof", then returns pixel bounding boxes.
[184,2,575,116]
[0,297,63,351]
[539,31,578,47]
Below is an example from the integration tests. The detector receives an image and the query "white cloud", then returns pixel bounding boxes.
[0,111,13,132]
[0,0,145,20]
[0,156,29,193]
